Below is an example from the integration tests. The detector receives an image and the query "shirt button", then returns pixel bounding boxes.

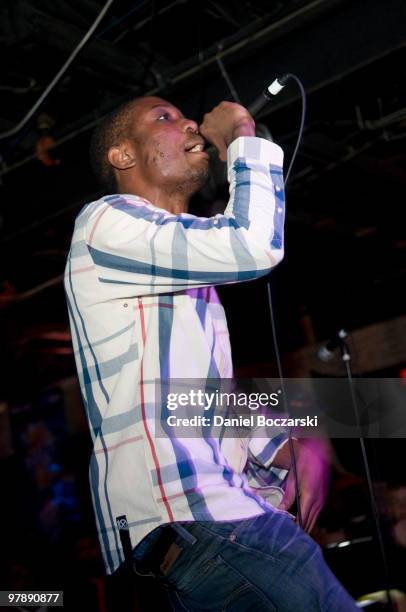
[275,185,281,192]
[213,219,219,225]
[277,207,283,214]
[123,303,128,308]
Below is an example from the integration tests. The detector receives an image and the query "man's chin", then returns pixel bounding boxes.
[191,166,210,186]
[175,166,209,192]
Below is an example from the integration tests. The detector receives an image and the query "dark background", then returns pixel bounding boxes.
[1,0,406,609]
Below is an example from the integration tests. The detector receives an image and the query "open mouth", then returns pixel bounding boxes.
[184,140,208,156]
[186,143,204,153]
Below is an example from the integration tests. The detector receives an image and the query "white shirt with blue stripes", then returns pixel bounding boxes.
[65,136,289,575]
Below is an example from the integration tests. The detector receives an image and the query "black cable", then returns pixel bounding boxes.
[266,283,304,529]
[212,62,307,528]
[209,64,306,521]
[265,73,306,529]
[283,74,307,184]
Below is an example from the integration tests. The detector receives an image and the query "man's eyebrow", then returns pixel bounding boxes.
[149,104,183,116]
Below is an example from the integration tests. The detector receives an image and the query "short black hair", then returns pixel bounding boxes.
[89,97,141,193]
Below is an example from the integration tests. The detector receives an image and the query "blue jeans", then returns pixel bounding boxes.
[132,511,359,611]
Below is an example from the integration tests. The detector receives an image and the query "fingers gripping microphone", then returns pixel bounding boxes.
[202,74,290,198]
[248,75,289,116]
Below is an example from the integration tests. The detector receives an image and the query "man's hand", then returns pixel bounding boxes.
[199,101,255,162]
[275,438,331,533]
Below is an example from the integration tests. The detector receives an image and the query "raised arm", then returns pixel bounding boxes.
[85,102,285,296]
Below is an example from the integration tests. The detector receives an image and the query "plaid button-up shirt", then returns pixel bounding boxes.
[65,136,288,575]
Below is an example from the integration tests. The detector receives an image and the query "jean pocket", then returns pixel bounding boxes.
[168,552,224,593]
[218,555,277,611]
[222,582,277,611]
[170,553,277,611]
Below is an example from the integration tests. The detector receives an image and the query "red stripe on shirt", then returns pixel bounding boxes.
[156,487,204,503]
[88,204,110,245]
[94,435,143,454]
[138,297,174,521]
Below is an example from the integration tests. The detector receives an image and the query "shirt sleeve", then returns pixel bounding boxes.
[247,430,292,469]
[85,136,285,296]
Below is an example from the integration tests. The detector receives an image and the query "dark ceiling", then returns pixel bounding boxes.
[0,0,406,397]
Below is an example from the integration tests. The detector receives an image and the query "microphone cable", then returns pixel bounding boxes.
[263,73,307,529]
[216,57,308,529]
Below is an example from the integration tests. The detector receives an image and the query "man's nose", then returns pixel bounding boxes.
[182,118,199,134]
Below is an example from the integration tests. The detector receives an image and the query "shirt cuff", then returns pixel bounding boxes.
[227,136,284,169]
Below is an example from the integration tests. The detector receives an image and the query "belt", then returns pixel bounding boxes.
[138,526,184,576]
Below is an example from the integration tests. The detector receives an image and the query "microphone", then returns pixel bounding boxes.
[317,329,348,362]
[201,74,291,199]
[248,75,289,117]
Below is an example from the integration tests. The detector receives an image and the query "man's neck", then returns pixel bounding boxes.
[118,183,191,215]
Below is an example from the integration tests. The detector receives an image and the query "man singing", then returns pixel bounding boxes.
[65,96,357,610]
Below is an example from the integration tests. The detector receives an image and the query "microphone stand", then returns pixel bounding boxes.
[335,333,394,611]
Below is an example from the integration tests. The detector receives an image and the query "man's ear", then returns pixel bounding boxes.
[108,142,136,170]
